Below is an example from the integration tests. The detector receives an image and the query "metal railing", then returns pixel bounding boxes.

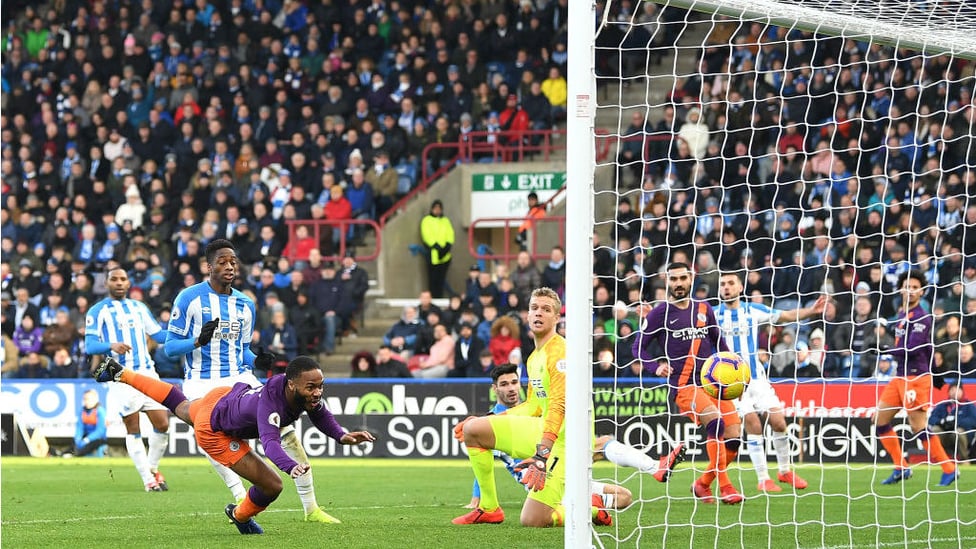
[468,216,566,264]
[282,219,382,262]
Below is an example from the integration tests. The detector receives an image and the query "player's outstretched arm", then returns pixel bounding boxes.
[778,294,828,323]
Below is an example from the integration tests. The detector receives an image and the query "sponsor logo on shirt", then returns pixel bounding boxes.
[530,378,547,399]
[672,327,711,341]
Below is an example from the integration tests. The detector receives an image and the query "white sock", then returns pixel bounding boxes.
[281,428,318,513]
[125,434,153,485]
[206,453,247,501]
[746,434,770,482]
[772,432,792,474]
[147,430,169,472]
[602,439,657,473]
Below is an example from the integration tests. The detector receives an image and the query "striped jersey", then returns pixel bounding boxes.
[86,298,162,373]
[714,301,782,380]
[168,281,256,380]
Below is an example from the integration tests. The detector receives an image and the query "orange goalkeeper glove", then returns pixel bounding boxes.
[514,444,551,492]
[453,416,477,442]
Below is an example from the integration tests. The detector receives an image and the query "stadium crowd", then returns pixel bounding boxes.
[2,0,975,386]
[0,0,584,378]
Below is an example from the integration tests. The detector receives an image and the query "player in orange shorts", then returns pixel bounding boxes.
[875,270,958,486]
[633,262,744,504]
[93,355,375,534]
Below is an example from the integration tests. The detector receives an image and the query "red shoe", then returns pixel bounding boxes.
[777,470,808,489]
[653,442,686,483]
[451,507,505,525]
[591,493,612,526]
[691,479,715,504]
[719,484,744,505]
[153,470,168,491]
[757,479,782,493]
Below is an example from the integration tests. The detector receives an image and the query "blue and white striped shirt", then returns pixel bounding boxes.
[714,301,782,380]
[167,281,256,380]
[86,298,163,373]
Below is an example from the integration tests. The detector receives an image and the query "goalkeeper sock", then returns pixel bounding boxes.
[877,423,907,468]
[281,427,319,514]
[235,485,275,521]
[147,429,168,472]
[552,506,565,527]
[602,439,657,473]
[206,453,248,501]
[468,447,499,511]
[772,432,792,474]
[747,434,771,482]
[125,434,154,485]
[119,371,186,414]
[919,429,956,474]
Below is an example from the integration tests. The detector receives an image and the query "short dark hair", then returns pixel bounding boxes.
[667,261,691,272]
[491,363,519,383]
[897,269,927,289]
[285,356,322,380]
[719,270,745,283]
[205,238,236,265]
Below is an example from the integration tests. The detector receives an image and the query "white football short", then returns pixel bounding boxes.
[110,371,168,417]
[735,377,783,416]
[181,372,262,400]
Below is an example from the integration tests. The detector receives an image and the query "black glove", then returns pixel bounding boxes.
[197,318,220,347]
[254,346,276,371]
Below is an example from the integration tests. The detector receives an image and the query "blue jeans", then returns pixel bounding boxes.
[321,313,337,353]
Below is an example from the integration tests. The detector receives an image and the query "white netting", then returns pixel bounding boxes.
[587,0,975,546]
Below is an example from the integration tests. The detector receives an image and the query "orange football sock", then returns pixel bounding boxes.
[234,493,267,522]
[119,370,176,403]
[878,430,907,469]
[700,439,722,486]
[921,433,955,474]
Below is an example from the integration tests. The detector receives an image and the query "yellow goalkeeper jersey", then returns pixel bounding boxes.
[507,334,567,441]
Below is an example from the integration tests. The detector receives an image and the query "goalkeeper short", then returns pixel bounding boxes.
[675,385,740,427]
[879,374,932,412]
[188,386,250,467]
[486,415,579,511]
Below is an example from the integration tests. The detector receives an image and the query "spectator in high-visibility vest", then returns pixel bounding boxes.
[420,200,455,298]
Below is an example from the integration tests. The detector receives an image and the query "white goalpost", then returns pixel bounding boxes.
[566,0,975,547]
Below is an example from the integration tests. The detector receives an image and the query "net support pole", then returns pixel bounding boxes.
[565,0,596,547]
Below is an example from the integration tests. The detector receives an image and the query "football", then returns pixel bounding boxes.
[700,351,750,400]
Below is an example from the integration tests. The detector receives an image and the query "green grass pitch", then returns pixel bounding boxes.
[1,457,973,548]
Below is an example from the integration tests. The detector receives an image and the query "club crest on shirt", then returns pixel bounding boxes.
[697,313,707,323]
[170,308,180,320]
[555,359,566,372]
[85,315,94,326]
[268,412,281,427]
[229,441,240,452]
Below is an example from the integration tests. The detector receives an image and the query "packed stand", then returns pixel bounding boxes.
[1,0,576,378]
[597,7,976,381]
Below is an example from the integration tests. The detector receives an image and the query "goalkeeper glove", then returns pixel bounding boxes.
[254,346,276,371]
[197,318,220,347]
[453,416,477,443]
[514,444,551,492]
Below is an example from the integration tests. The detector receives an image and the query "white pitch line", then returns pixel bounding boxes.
[814,536,976,549]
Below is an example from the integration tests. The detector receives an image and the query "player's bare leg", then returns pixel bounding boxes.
[521,496,560,527]
[224,451,282,534]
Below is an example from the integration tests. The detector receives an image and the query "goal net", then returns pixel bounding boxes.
[568,0,976,547]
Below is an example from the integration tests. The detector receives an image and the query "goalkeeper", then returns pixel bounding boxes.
[165,239,341,523]
[452,288,684,527]
[463,363,683,510]
[92,354,374,535]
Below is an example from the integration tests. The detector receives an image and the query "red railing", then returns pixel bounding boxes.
[468,216,566,264]
[282,219,382,262]
[378,129,567,227]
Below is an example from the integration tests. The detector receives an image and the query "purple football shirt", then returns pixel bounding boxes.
[633,299,728,391]
[209,374,347,473]
[890,305,933,377]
